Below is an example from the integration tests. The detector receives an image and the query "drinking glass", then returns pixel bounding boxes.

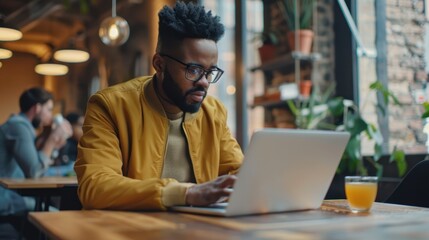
[345,176,378,213]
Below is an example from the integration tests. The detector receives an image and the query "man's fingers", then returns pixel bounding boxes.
[217,175,237,188]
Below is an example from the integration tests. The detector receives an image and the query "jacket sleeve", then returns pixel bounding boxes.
[74,93,179,210]
[7,122,50,178]
[217,104,243,176]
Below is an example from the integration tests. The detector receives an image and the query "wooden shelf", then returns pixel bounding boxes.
[251,100,289,108]
[250,52,322,72]
[251,95,310,108]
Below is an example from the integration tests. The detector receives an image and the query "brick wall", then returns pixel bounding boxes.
[386,0,427,153]
[340,0,427,154]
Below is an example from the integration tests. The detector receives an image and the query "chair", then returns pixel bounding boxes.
[385,160,429,208]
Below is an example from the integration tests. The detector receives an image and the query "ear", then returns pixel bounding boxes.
[152,53,165,73]
[34,103,42,114]
[28,103,41,117]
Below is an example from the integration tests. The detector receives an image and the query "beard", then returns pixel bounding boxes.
[31,116,41,129]
[162,69,207,113]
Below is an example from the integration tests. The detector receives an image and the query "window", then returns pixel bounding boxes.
[354,0,429,154]
[202,0,264,143]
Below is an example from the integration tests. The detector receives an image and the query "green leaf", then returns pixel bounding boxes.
[369,81,382,90]
[347,117,367,136]
[423,102,429,111]
[365,123,383,144]
[327,97,344,116]
[345,135,361,165]
[287,100,298,116]
[356,160,368,176]
[283,0,315,30]
[422,102,429,119]
[389,149,407,177]
[373,143,382,161]
[422,111,429,119]
[389,93,402,106]
[374,162,383,177]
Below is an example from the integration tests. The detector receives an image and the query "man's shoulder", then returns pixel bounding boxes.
[95,76,151,97]
[3,114,31,128]
[0,114,33,137]
[203,95,225,108]
[201,96,227,115]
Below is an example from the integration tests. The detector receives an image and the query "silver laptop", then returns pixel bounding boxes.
[170,128,350,217]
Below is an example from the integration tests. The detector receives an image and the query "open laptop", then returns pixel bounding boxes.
[170,128,350,217]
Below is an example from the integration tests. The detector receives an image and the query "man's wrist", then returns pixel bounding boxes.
[161,182,195,207]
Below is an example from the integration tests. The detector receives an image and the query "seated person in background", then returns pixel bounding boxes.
[74,2,243,210]
[46,112,84,176]
[0,87,72,216]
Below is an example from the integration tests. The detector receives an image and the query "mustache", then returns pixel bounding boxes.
[185,86,207,96]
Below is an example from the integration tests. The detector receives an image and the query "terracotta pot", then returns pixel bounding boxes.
[287,30,314,54]
[299,80,312,97]
[258,44,276,63]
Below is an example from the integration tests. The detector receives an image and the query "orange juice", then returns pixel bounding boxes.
[345,182,377,212]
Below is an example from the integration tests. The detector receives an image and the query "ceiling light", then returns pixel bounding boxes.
[54,49,90,63]
[99,0,130,46]
[0,27,22,41]
[35,63,69,76]
[0,15,23,41]
[0,48,12,59]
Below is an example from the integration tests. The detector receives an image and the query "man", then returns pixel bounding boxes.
[0,87,72,215]
[74,2,243,210]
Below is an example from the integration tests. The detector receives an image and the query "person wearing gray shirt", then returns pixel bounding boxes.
[0,87,71,238]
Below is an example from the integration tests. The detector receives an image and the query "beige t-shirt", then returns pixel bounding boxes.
[161,116,196,207]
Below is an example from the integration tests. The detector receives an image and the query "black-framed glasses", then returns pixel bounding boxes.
[160,53,224,83]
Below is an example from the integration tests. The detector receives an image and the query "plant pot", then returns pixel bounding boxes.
[299,80,312,97]
[258,44,276,63]
[287,30,314,54]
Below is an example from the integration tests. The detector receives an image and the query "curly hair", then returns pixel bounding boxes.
[157,1,225,53]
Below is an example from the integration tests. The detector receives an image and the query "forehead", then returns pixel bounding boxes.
[178,38,218,66]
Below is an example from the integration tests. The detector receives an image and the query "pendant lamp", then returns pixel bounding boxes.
[0,15,23,41]
[54,49,90,63]
[0,48,12,59]
[54,33,90,63]
[35,63,68,76]
[99,0,130,46]
[35,55,69,76]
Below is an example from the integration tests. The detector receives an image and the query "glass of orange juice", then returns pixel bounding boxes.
[345,176,378,213]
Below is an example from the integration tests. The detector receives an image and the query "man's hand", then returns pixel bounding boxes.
[185,175,237,206]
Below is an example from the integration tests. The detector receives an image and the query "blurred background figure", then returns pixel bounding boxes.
[46,112,84,176]
[0,87,71,238]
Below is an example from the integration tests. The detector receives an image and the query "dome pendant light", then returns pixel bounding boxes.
[54,49,90,63]
[35,62,69,76]
[0,15,23,41]
[0,48,13,59]
[99,0,130,46]
[54,32,91,63]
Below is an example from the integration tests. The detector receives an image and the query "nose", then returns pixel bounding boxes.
[194,74,210,88]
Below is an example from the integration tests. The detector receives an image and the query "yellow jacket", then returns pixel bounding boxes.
[74,76,243,210]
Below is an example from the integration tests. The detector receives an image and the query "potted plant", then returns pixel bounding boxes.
[280,0,315,53]
[252,31,280,63]
[287,81,407,178]
[299,80,312,98]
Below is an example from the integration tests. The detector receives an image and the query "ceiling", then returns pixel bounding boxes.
[0,0,125,61]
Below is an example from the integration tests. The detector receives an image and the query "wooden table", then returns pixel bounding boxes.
[0,177,80,211]
[29,200,429,240]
